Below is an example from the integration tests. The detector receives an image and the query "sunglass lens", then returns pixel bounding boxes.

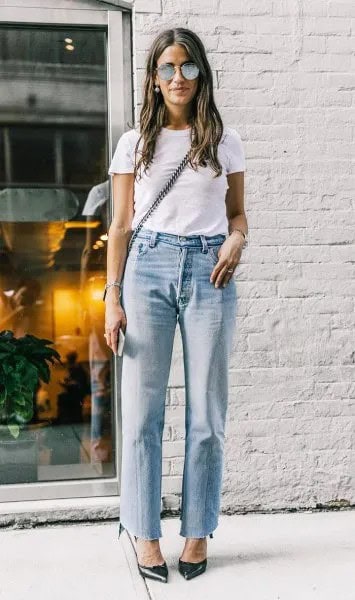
[157,64,175,80]
[181,63,199,79]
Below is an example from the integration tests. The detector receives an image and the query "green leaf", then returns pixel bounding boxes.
[0,329,63,427]
[8,423,20,439]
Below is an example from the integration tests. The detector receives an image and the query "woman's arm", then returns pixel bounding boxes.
[225,171,248,244]
[105,172,135,306]
[210,171,247,288]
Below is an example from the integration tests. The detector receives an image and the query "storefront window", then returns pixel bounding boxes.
[0,26,114,485]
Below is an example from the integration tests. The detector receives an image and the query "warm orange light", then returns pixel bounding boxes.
[65,221,101,229]
[86,278,105,304]
[90,288,103,302]
[54,289,81,338]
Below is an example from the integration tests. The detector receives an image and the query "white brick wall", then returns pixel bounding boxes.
[132,0,355,512]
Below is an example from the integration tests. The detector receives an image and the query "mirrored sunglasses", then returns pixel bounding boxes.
[156,62,200,81]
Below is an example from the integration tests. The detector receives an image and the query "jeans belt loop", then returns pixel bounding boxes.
[149,231,158,247]
[199,234,208,253]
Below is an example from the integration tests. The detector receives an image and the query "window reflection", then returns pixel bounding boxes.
[0,26,114,485]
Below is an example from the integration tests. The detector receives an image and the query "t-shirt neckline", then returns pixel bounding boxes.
[160,126,191,135]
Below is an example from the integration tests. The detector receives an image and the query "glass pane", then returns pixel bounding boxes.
[11,127,55,183]
[0,26,114,486]
[62,128,105,185]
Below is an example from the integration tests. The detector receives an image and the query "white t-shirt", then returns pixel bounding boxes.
[108,125,245,236]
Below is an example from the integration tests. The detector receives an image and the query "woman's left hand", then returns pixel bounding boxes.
[210,232,244,288]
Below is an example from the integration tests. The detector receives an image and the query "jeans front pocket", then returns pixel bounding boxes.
[128,239,150,264]
[207,245,221,266]
[136,240,149,257]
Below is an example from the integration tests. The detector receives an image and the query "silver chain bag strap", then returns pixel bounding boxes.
[103,147,191,301]
[126,148,191,255]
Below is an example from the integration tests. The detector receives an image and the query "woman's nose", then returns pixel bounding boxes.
[172,66,185,83]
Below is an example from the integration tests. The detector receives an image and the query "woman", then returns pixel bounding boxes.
[104,27,247,583]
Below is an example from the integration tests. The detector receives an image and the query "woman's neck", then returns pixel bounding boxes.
[163,110,192,130]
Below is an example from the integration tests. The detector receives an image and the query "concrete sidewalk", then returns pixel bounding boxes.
[1,510,354,600]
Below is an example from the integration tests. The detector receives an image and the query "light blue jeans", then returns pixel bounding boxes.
[118,227,237,540]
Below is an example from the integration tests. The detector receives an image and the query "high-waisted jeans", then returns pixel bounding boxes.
[118,227,237,540]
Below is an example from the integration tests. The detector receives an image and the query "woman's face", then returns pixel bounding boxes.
[154,44,199,112]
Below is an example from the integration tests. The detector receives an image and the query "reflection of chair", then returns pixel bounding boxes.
[0,188,79,271]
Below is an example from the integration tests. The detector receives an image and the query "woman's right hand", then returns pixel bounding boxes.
[104,301,127,355]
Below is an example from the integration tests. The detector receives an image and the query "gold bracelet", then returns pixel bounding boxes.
[229,228,248,248]
[229,227,245,239]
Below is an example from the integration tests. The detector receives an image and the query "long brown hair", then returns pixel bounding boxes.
[130,27,225,182]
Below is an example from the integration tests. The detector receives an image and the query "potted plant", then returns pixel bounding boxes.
[0,329,62,484]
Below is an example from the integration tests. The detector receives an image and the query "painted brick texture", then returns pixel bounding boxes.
[131,0,355,512]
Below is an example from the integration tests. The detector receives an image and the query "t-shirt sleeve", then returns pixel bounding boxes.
[108,131,134,174]
[225,128,246,174]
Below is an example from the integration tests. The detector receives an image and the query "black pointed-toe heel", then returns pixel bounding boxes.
[117,521,125,539]
[134,535,168,583]
[178,533,213,581]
